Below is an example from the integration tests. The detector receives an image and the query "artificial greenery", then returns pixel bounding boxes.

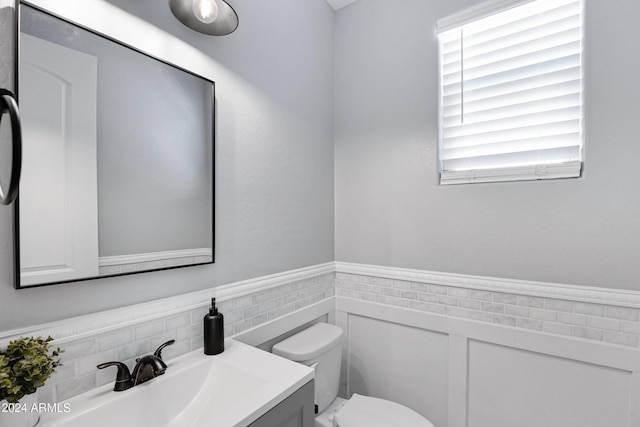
[0,336,62,403]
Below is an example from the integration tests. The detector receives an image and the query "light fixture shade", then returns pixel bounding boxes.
[169,0,238,36]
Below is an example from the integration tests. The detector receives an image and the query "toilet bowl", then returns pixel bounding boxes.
[272,323,435,427]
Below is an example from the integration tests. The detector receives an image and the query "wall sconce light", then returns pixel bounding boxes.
[169,0,239,36]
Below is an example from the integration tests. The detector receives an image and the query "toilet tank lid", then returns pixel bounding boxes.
[272,323,343,361]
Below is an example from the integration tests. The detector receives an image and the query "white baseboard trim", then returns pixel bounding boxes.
[335,262,640,308]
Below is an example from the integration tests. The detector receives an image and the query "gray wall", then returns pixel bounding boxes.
[0,0,335,332]
[334,0,640,291]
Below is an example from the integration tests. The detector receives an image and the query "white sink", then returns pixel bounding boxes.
[40,340,314,427]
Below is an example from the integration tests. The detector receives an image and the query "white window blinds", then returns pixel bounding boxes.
[437,0,583,185]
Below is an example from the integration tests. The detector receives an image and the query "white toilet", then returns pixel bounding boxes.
[272,323,436,427]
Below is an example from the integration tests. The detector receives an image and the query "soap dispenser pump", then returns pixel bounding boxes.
[204,298,224,355]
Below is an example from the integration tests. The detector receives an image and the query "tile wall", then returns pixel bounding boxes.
[6,263,640,406]
[36,273,334,403]
[335,272,640,348]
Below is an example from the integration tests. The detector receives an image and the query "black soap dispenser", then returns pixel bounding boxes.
[204,298,224,355]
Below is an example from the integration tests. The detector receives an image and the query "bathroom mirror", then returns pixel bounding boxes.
[14,4,214,288]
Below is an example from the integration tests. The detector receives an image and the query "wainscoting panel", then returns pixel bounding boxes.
[336,297,640,427]
[346,315,449,427]
[467,340,630,427]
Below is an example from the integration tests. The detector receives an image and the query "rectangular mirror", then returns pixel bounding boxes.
[15,3,214,288]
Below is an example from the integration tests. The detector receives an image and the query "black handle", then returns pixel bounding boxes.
[97,361,133,392]
[0,89,21,206]
[153,339,176,360]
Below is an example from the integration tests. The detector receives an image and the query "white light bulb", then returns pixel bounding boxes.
[192,0,219,24]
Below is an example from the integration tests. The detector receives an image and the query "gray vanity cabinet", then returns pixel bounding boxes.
[249,380,314,427]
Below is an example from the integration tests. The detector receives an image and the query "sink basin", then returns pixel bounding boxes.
[40,339,314,427]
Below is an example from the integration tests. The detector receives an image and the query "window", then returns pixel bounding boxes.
[437,0,583,184]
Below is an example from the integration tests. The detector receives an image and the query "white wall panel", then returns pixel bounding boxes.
[337,297,640,427]
[467,340,631,427]
[345,314,449,427]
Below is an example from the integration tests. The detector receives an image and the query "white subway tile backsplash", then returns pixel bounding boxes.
[447,306,469,319]
[429,284,448,295]
[12,264,640,407]
[492,292,517,304]
[505,305,530,317]
[469,311,493,323]
[62,339,97,360]
[52,360,77,384]
[529,308,557,322]
[164,313,191,330]
[134,321,164,340]
[622,321,640,335]
[393,280,410,290]
[438,296,459,307]
[517,318,543,331]
[410,282,430,293]
[492,314,517,327]
[97,329,133,351]
[361,276,375,285]
[232,319,253,335]
[56,373,97,402]
[224,309,244,324]
[383,288,402,298]
[448,288,470,298]
[252,313,269,327]
[606,306,639,321]
[401,291,418,300]
[391,298,410,308]
[544,299,572,312]
[573,302,605,316]
[481,302,504,313]
[15,270,335,404]
[588,316,621,332]
[333,269,640,352]
[233,295,253,309]
[409,301,429,312]
[459,299,482,311]
[469,290,493,301]
[117,340,151,361]
[375,295,394,306]
[243,304,260,318]
[361,292,377,303]
[418,293,438,303]
[374,277,393,287]
[517,296,544,308]
[77,350,116,376]
[163,339,190,360]
[572,327,604,341]
[558,312,588,327]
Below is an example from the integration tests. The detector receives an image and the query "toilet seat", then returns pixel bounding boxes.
[333,394,435,427]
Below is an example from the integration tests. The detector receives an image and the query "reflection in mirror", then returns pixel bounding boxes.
[16,4,214,288]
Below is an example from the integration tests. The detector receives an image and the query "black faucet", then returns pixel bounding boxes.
[97,339,175,392]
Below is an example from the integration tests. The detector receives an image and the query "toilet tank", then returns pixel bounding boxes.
[272,323,343,414]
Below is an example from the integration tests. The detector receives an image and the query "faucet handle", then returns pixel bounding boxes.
[97,361,134,392]
[153,339,176,360]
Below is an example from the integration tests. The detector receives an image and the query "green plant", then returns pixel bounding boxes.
[0,336,62,403]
